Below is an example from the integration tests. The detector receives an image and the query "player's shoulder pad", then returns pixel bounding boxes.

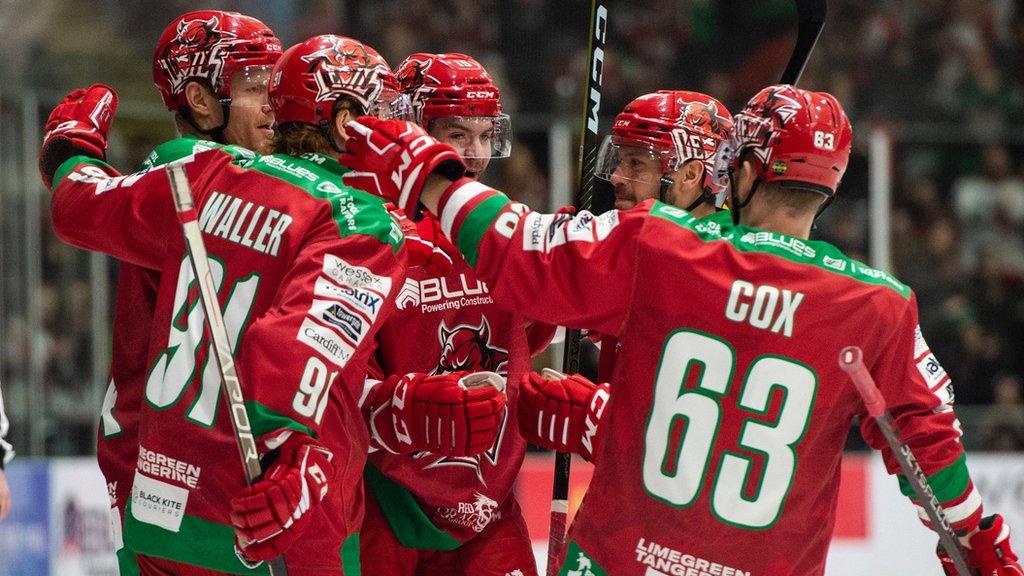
[648,201,912,299]
[250,152,403,253]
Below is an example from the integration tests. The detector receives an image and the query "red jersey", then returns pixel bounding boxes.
[435,184,979,576]
[96,136,226,572]
[51,148,407,574]
[365,247,550,547]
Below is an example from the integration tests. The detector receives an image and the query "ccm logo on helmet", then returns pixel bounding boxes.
[466,90,496,99]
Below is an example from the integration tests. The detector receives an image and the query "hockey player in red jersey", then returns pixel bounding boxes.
[86,11,284,575]
[357,52,546,576]
[335,82,1023,575]
[40,33,505,576]
[580,89,736,395]
[596,90,733,216]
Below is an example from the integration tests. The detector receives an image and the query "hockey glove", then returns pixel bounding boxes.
[365,371,506,456]
[39,84,118,188]
[230,433,335,562]
[384,203,456,277]
[518,369,610,462]
[340,116,466,216]
[937,514,1023,575]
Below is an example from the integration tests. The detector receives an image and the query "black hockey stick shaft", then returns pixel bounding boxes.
[166,164,288,576]
[779,0,827,85]
[548,2,608,575]
[839,346,974,576]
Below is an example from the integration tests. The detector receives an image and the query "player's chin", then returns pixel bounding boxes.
[614,197,636,210]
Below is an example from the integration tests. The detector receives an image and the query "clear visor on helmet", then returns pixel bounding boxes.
[710,112,776,191]
[595,136,674,184]
[428,114,512,159]
[225,65,273,108]
[367,88,412,120]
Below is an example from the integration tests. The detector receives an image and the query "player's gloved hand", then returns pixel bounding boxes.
[230,433,335,562]
[340,116,467,216]
[39,84,118,188]
[383,203,456,276]
[366,371,507,456]
[937,514,1022,575]
[518,369,610,462]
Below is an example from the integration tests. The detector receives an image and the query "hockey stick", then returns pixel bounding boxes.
[779,0,827,85]
[838,346,974,576]
[547,2,608,574]
[166,163,288,576]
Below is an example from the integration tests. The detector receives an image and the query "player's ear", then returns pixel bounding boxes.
[333,107,355,145]
[184,81,221,129]
[735,158,759,201]
[679,159,704,187]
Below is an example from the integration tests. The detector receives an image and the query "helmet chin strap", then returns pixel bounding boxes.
[181,100,232,144]
[181,99,232,144]
[728,173,763,225]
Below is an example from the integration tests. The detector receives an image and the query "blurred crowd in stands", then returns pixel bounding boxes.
[2,0,1023,454]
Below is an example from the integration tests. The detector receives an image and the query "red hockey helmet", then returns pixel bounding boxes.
[395,53,511,158]
[596,90,733,199]
[269,35,402,127]
[152,10,282,112]
[728,84,852,197]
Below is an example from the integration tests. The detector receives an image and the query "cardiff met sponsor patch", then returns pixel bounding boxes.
[297,317,355,367]
[130,471,189,533]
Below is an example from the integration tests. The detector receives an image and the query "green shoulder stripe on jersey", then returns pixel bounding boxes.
[124,499,268,575]
[456,194,511,267]
[249,152,402,253]
[560,541,610,576]
[364,464,462,550]
[898,453,971,503]
[141,135,219,170]
[245,400,315,441]
[650,201,912,299]
[341,532,361,576]
[52,155,112,190]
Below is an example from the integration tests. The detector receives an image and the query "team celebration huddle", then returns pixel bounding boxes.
[35,6,1023,576]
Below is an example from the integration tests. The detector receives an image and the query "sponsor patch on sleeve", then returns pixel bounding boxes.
[297,317,355,367]
[313,277,384,321]
[308,298,366,343]
[322,254,392,294]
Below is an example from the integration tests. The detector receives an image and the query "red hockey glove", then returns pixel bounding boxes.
[39,84,118,188]
[384,203,456,277]
[230,433,335,562]
[366,371,506,456]
[518,369,611,462]
[340,116,466,216]
[938,515,1022,575]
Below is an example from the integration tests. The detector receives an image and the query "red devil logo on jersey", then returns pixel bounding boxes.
[432,317,509,375]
